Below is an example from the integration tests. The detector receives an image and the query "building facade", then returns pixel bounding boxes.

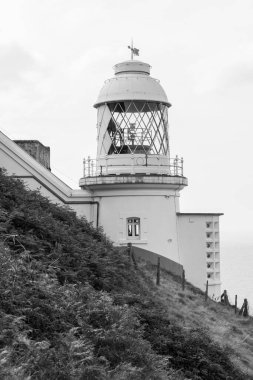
[0,58,222,298]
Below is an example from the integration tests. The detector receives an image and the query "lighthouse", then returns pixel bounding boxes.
[79,53,222,299]
[79,57,188,266]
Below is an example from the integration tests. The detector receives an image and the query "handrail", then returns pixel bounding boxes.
[83,155,184,177]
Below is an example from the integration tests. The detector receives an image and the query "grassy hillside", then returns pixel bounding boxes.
[144,264,253,378]
[0,168,252,379]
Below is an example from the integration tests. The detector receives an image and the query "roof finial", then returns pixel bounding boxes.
[127,39,139,60]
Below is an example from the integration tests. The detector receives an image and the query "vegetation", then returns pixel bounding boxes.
[0,168,251,379]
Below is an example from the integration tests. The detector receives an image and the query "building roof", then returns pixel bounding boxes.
[177,212,224,216]
[94,60,170,108]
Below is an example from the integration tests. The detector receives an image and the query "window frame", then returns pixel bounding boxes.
[127,217,141,240]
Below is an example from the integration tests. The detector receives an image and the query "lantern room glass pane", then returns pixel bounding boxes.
[105,101,169,155]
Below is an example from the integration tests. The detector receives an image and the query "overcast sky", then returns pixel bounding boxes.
[0,0,253,250]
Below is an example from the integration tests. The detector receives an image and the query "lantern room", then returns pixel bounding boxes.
[90,60,178,176]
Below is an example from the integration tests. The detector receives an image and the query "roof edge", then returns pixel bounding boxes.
[94,99,172,109]
[177,212,224,216]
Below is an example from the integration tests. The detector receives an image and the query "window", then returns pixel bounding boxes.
[215,263,220,271]
[127,218,140,239]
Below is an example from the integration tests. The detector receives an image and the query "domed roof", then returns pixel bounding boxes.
[94,60,171,108]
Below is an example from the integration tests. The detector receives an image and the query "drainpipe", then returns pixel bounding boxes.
[94,201,99,228]
[78,201,99,228]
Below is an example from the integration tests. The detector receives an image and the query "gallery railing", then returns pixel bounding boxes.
[82,155,184,177]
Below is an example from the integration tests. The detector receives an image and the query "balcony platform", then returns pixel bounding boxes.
[79,173,188,190]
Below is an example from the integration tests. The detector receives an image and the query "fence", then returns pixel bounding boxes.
[126,243,250,318]
[195,280,250,317]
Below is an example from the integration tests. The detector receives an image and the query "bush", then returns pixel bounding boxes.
[0,169,247,379]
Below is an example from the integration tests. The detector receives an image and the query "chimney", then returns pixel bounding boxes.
[14,140,51,171]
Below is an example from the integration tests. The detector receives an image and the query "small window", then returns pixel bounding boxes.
[206,222,213,229]
[215,263,220,271]
[215,252,220,260]
[127,217,140,239]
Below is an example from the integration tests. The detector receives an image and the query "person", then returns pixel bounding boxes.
[220,290,229,305]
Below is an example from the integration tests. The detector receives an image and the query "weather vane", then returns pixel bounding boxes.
[127,39,139,60]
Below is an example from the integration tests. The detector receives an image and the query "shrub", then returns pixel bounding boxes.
[0,169,247,379]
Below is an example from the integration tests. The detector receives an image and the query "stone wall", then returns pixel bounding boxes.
[14,140,51,170]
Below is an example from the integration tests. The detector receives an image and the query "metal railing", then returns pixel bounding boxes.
[82,155,184,177]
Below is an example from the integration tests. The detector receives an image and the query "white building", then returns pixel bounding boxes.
[0,58,222,298]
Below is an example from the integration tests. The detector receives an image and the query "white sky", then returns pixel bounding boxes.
[0,0,253,250]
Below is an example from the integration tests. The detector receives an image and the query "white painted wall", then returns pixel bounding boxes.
[23,177,93,220]
[177,214,221,298]
[96,188,181,263]
[0,148,31,176]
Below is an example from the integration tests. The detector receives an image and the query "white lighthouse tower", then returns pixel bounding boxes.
[79,54,222,298]
[80,57,187,266]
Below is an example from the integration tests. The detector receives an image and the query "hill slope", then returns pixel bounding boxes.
[0,168,252,379]
[143,263,253,378]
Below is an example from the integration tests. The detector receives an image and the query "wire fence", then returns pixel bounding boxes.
[126,243,251,318]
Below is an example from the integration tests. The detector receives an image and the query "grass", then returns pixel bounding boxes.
[0,168,252,379]
[142,261,253,377]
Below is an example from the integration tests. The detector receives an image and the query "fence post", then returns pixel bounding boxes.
[105,155,108,175]
[175,155,179,176]
[239,298,249,317]
[131,246,138,269]
[156,257,161,286]
[127,243,137,268]
[182,269,185,291]
[91,159,94,176]
[127,243,132,264]
[205,280,209,302]
[83,158,86,177]
[87,156,91,177]
[235,295,237,314]
[244,299,249,317]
